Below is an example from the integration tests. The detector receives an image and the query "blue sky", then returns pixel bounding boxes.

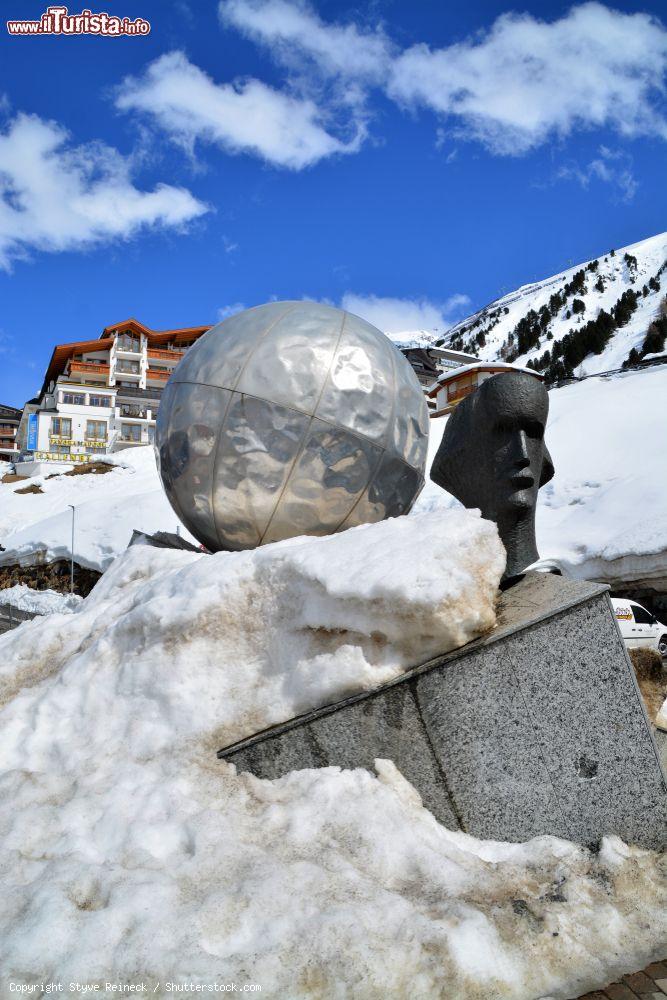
[1,0,666,407]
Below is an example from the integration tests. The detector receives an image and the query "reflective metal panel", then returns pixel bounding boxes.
[262,420,382,544]
[391,346,431,469]
[316,312,394,446]
[211,393,310,550]
[339,453,424,529]
[172,301,297,390]
[156,301,429,551]
[236,302,342,415]
[164,382,230,552]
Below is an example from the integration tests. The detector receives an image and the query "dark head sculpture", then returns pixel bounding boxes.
[430,370,554,584]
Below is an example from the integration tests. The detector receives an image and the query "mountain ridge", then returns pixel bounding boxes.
[436,231,667,379]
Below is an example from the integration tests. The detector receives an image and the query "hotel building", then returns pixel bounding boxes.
[18,318,209,461]
[0,404,21,460]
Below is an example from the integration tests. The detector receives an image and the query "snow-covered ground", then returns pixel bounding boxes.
[0,447,195,572]
[2,513,665,998]
[416,364,667,592]
[2,359,666,593]
[0,583,82,614]
[443,231,667,376]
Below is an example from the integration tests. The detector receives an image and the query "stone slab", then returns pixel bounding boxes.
[219,571,667,849]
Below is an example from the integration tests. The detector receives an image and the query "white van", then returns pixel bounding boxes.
[611,598,667,657]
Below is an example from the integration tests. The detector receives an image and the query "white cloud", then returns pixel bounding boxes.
[217,302,245,320]
[219,0,392,84]
[557,145,638,202]
[340,293,470,337]
[0,112,207,270]
[115,51,363,170]
[388,3,667,154]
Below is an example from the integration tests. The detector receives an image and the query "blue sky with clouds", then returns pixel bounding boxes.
[1,0,666,406]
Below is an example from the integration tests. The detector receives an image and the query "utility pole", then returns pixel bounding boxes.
[68,505,75,594]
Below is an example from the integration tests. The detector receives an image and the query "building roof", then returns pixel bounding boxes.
[40,318,211,396]
[426,361,544,397]
[0,404,22,418]
[100,317,210,345]
[430,346,480,363]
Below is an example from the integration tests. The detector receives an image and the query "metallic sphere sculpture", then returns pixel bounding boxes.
[155,301,429,551]
[430,370,554,584]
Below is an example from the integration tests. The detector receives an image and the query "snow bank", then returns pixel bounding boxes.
[1,512,664,998]
[656,695,667,732]
[0,583,82,614]
[0,447,195,572]
[416,367,667,592]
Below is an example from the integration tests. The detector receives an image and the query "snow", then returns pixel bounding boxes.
[415,365,667,592]
[0,447,195,572]
[0,583,82,614]
[2,513,665,998]
[386,329,440,349]
[434,359,539,385]
[657,697,667,732]
[440,231,667,377]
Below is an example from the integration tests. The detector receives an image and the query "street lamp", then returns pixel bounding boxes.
[68,504,75,594]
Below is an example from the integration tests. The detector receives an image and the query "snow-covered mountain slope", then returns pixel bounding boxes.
[441,231,667,378]
[386,329,440,349]
[416,365,667,592]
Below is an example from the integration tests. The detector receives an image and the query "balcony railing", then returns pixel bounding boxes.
[119,404,149,419]
[147,348,184,362]
[115,338,142,353]
[69,362,110,375]
[146,369,169,380]
[115,361,141,375]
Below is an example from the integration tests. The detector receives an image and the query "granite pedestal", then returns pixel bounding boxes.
[218,572,667,850]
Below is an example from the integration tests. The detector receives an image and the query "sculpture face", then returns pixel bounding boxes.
[155,301,430,552]
[483,374,550,520]
[430,371,554,582]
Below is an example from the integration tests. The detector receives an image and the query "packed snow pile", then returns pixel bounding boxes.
[417,365,667,591]
[441,230,667,377]
[0,447,194,572]
[2,512,665,999]
[657,697,667,732]
[0,583,82,614]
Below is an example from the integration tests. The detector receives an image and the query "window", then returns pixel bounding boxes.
[62,392,85,406]
[89,395,110,408]
[120,404,147,418]
[86,420,107,441]
[116,333,141,352]
[122,423,141,442]
[116,360,140,374]
[632,605,655,625]
[51,417,71,437]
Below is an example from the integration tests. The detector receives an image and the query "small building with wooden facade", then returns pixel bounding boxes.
[427,362,545,418]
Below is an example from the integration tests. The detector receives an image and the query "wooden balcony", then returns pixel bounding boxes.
[146,369,170,381]
[69,361,110,376]
[447,383,477,404]
[147,348,184,362]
